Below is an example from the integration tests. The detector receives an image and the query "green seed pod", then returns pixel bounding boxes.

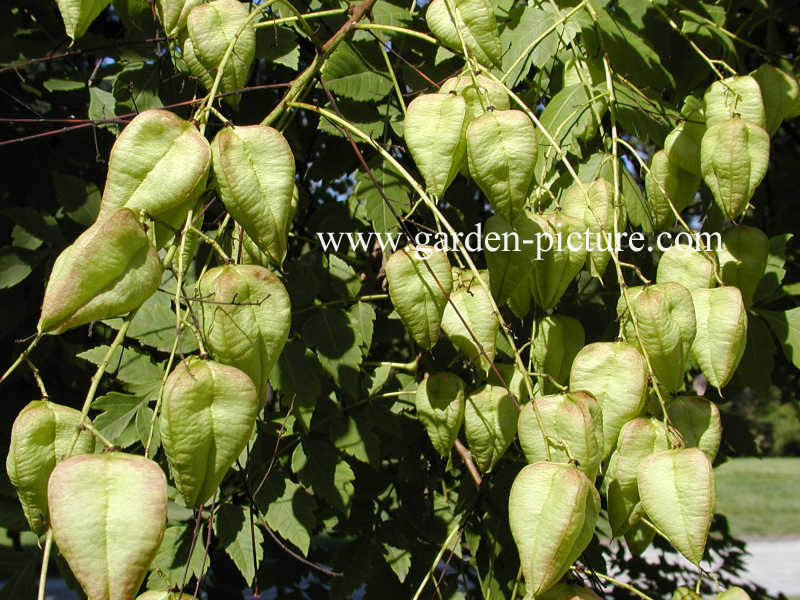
[439,74,510,121]
[6,401,95,535]
[717,225,769,308]
[415,372,466,457]
[701,117,770,219]
[161,357,260,507]
[386,246,453,349]
[186,0,256,108]
[441,269,497,372]
[631,283,697,392]
[211,125,296,266]
[644,150,700,232]
[625,521,656,556]
[664,95,706,177]
[569,342,648,458]
[48,453,167,600]
[484,214,539,318]
[404,94,468,198]
[529,212,588,310]
[605,418,669,537]
[98,109,211,248]
[704,75,766,128]
[55,0,110,41]
[38,208,163,335]
[508,462,600,597]
[466,109,537,224]
[690,286,747,391]
[752,64,800,135]
[656,244,717,291]
[425,0,501,67]
[156,0,202,37]
[531,315,585,395]
[668,396,722,461]
[561,178,622,278]
[517,391,603,480]
[464,384,516,473]
[637,448,714,565]
[487,362,529,404]
[674,587,702,600]
[197,265,291,403]
[715,588,752,600]
[538,584,602,600]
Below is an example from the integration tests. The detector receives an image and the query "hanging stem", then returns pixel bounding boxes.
[1,335,41,385]
[36,529,53,600]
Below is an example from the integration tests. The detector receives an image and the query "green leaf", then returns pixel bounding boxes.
[538,83,606,169]
[321,41,393,102]
[760,307,800,370]
[271,341,322,432]
[113,63,164,113]
[92,392,146,448]
[354,159,411,234]
[103,289,198,354]
[302,307,364,390]
[88,86,118,130]
[215,504,264,586]
[147,524,206,589]
[256,26,299,69]
[382,543,411,583]
[77,344,164,399]
[0,247,37,289]
[263,479,317,556]
[43,78,84,92]
[317,99,388,141]
[292,440,355,515]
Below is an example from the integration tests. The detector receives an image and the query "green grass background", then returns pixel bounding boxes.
[715,457,800,538]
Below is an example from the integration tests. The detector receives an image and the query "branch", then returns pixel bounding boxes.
[261,0,378,126]
[454,439,482,490]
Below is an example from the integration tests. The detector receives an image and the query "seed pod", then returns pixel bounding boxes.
[415,372,466,457]
[386,246,452,349]
[98,109,211,247]
[715,588,751,600]
[668,396,721,461]
[197,265,291,403]
[625,521,655,556]
[161,357,260,507]
[674,588,702,600]
[752,64,800,135]
[644,150,700,231]
[664,95,706,176]
[466,110,537,224]
[561,178,622,278]
[55,0,110,40]
[404,94,468,198]
[487,362,529,404]
[701,117,770,219]
[531,314,585,395]
[538,584,602,600]
[717,225,769,308]
[464,385,516,472]
[508,462,600,597]
[38,208,163,335]
[605,418,669,537]
[690,286,747,391]
[441,269,497,372]
[704,75,766,128]
[529,212,588,310]
[186,0,256,108]
[156,0,202,37]
[570,342,648,458]
[517,391,603,480]
[6,401,94,535]
[48,453,167,600]
[656,244,717,291]
[211,125,296,266]
[440,74,510,121]
[425,0,501,67]
[631,283,697,392]
[484,214,539,318]
[637,448,714,565]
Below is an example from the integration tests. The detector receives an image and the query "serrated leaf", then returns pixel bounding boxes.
[215,504,264,586]
[147,524,206,589]
[263,479,316,556]
[291,440,355,515]
[383,543,411,583]
[77,345,164,399]
[321,41,393,102]
[760,307,800,370]
[92,392,145,448]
